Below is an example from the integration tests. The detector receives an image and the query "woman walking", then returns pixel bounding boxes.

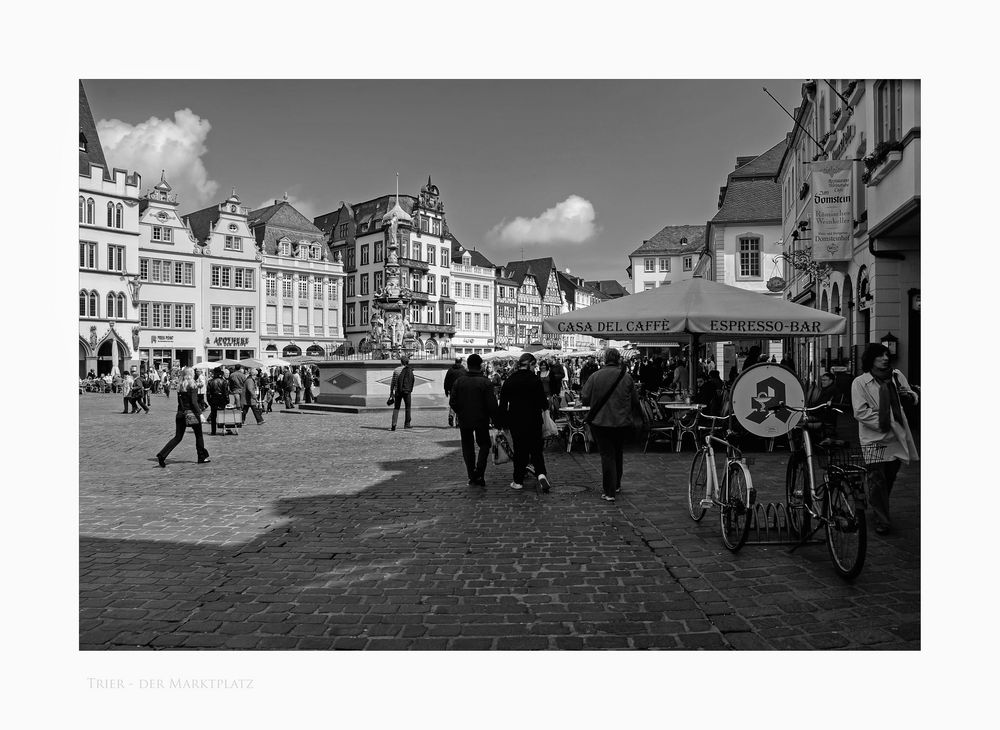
[851,343,919,535]
[155,367,210,467]
[580,347,640,503]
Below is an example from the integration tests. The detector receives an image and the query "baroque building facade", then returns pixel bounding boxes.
[78,81,142,378]
[450,243,496,355]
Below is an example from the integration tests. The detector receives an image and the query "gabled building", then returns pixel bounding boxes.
[184,189,261,362]
[450,242,496,356]
[698,140,787,370]
[79,81,143,378]
[555,269,601,351]
[585,280,630,299]
[626,225,705,294]
[135,172,200,370]
[248,197,346,360]
[494,267,519,350]
[314,177,457,357]
[505,257,565,348]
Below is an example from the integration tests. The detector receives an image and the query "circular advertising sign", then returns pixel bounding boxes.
[730,363,805,438]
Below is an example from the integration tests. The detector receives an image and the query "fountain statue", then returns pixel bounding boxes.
[369,177,416,359]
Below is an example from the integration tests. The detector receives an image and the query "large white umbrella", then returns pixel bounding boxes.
[260,357,290,368]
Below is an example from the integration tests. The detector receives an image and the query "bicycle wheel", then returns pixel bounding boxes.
[825,477,867,580]
[720,461,752,551]
[687,449,708,522]
[785,452,811,539]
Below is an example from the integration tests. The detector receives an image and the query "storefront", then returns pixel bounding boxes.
[206,335,256,363]
[138,333,197,372]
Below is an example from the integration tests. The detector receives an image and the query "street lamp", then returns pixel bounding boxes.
[880,331,898,357]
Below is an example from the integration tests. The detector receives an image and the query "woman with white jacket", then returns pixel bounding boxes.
[851,343,919,535]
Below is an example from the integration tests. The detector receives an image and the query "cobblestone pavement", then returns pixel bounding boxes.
[80,392,919,650]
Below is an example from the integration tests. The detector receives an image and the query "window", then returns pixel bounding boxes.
[184,262,193,285]
[107,245,124,272]
[80,241,97,269]
[659,258,670,272]
[426,305,435,324]
[411,273,420,292]
[174,262,184,285]
[346,276,355,297]
[107,292,115,318]
[86,198,95,224]
[152,226,172,242]
[360,244,369,265]
[426,244,435,264]
[298,279,308,299]
[298,244,309,259]
[162,304,171,328]
[683,256,693,271]
[346,303,356,326]
[328,280,337,301]
[282,276,292,298]
[519,325,526,340]
[151,259,161,282]
[264,273,276,296]
[661,279,671,286]
[738,237,761,279]
[412,241,421,261]
[173,302,182,328]
[374,271,383,292]
[79,197,85,223]
[519,305,527,317]
[312,245,321,260]
[464,283,472,298]
[427,275,435,295]
[152,303,162,328]
[211,305,220,330]
[162,260,173,283]
[280,240,291,256]
[531,306,539,317]
[444,308,452,325]
[313,280,323,299]
[115,204,123,229]
[644,258,655,273]
[875,79,904,145]
[225,235,242,251]
[221,267,231,288]
[464,312,472,330]
[234,307,243,330]
[139,302,148,326]
[242,307,253,331]
[79,291,87,316]
[411,305,421,324]
[234,268,244,288]
[483,286,490,302]
[432,219,441,236]
[474,313,481,331]
[474,284,481,299]
[644,282,655,291]
[107,202,114,227]
[211,265,221,287]
[361,301,369,325]
[374,242,383,263]
[441,276,449,297]
[346,246,356,269]
[338,223,348,240]
[220,307,231,330]
[440,248,449,267]
[361,274,369,295]
[484,314,490,331]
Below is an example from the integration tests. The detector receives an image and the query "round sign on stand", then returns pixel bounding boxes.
[730,363,805,438]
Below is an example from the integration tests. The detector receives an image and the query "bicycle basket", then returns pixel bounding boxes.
[825,443,888,470]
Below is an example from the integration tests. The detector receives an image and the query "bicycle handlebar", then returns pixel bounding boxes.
[766,400,844,415]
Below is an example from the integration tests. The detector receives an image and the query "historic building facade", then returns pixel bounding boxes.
[78,81,142,378]
[627,225,705,294]
[505,258,565,348]
[184,190,262,362]
[248,198,345,359]
[450,243,496,355]
[555,269,601,351]
[494,268,519,351]
[315,178,458,357]
[775,79,920,385]
[135,172,201,370]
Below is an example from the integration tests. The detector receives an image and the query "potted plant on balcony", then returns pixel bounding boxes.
[861,140,905,185]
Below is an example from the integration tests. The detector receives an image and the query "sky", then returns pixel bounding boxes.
[86,79,804,284]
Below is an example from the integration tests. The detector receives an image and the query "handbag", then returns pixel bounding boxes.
[183,410,199,426]
[491,429,512,465]
[386,394,396,406]
[541,410,559,438]
[584,368,627,424]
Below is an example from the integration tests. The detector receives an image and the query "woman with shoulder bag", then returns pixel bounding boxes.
[155,367,210,467]
[580,348,641,503]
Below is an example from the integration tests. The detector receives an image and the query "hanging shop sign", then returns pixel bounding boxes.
[811,159,854,262]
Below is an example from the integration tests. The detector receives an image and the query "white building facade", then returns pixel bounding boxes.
[450,245,496,355]
[627,225,705,294]
[78,81,142,377]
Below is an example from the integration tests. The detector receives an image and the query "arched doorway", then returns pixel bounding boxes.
[306,344,326,358]
[97,340,125,376]
[423,338,438,357]
[282,344,302,358]
[79,341,89,379]
[857,268,871,347]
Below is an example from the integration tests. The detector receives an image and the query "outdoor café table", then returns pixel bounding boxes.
[657,401,705,452]
[561,405,592,453]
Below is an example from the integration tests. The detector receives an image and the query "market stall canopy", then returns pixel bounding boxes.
[239,357,266,369]
[541,276,845,340]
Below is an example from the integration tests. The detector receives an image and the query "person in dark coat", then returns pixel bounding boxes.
[241,369,265,425]
[228,364,247,411]
[581,348,640,502]
[579,356,599,388]
[156,367,209,466]
[549,358,566,397]
[389,355,415,430]
[443,357,467,428]
[205,367,230,435]
[281,367,295,409]
[449,354,499,486]
[498,352,550,492]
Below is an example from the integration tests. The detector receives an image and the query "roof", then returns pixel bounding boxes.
[452,243,495,269]
[183,205,222,243]
[729,139,787,180]
[314,195,418,235]
[585,280,630,297]
[248,201,326,254]
[710,179,782,224]
[504,258,557,297]
[79,81,110,180]
[628,225,706,257]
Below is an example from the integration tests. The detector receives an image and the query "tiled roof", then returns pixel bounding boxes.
[79,81,110,180]
[248,201,326,255]
[729,139,787,179]
[314,195,418,235]
[452,243,496,269]
[710,139,786,224]
[183,205,221,243]
[503,258,557,296]
[585,280,630,297]
[628,225,705,257]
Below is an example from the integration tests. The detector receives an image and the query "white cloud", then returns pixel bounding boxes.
[487,195,598,246]
[97,109,218,207]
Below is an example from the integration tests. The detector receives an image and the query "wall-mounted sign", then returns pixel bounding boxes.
[150,335,174,343]
[811,159,854,262]
[214,337,249,346]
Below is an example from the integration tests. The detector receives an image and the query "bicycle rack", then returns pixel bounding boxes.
[745,501,823,546]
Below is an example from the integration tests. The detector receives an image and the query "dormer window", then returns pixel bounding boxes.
[79,132,87,151]
[280,240,291,256]
[299,245,309,259]
[680,237,688,245]
[312,245,321,260]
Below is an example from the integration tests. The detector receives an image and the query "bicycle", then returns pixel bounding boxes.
[686,413,755,551]
[777,401,884,581]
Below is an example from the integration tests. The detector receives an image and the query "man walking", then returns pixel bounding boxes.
[389,355,415,431]
[206,367,230,435]
[281,367,295,409]
[241,368,266,425]
[443,356,467,427]
[228,364,247,411]
[293,367,303,404]
[449,354,497,486]
[549,357,565,398]
[498,352,551,492]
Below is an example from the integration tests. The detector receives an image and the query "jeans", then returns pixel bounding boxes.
[209,404,223,434]
[157,415,209,462]
[509,424,546,485]
[283,388,293,409]
[295,387,301,404]
[868,459,902,528]
[459,424,491,480]
[590,424,628,497]
[242,402,264,424]
[126,396,148,413]
[391,392,412,427]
